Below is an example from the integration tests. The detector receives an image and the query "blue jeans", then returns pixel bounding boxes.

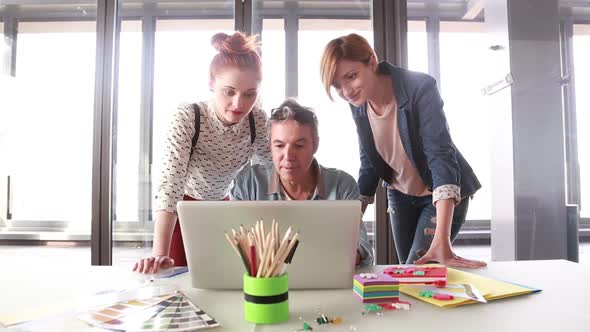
[387,188,470,264]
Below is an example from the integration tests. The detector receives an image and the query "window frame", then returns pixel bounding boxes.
[1,1,589,255]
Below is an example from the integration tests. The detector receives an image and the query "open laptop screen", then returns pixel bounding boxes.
[177,200,361,289]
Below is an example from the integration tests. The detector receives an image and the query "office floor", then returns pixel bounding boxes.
[0,243,589,267]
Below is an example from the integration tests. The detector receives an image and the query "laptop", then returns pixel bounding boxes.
[177,200,361,290]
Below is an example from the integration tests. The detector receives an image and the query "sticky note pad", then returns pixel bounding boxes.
[353,273,399,303]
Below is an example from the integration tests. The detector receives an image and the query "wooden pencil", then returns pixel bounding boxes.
[266,228,293,276]
[224,231,241,257]
[257,234,273,277]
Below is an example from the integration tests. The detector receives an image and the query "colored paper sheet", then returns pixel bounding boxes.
[399,268,541,307]
[0,300,73,327]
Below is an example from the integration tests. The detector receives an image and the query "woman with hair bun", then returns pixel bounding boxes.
[134,31,271,274]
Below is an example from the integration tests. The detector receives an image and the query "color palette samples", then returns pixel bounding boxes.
[79,294,176,326]
[138,295,219,331]
[79,292,219,331]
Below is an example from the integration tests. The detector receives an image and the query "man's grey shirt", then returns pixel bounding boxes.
[230,159,374,266]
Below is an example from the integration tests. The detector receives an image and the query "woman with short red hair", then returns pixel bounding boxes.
[320,34,486,269]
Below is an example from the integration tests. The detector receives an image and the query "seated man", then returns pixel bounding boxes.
[231,98,373,266]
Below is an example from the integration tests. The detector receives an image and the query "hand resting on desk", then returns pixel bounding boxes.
[133,255,175,274]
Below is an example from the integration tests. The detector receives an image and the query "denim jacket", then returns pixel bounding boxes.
[351,62,481,200]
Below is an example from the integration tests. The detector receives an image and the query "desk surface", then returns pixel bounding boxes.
[1,260,588,332]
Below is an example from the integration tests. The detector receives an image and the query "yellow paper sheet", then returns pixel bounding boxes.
[400,268,537,307]
[0,300,73,326]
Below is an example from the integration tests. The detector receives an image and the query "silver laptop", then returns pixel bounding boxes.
[177,200,361,290]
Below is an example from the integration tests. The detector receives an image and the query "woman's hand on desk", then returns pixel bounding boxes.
[133,255,175,274]
[414,238,487,269]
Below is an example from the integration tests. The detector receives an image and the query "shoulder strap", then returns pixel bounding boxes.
[248,112,256,144]
[192,103,201,148]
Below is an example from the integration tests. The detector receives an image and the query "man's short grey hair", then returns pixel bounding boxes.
[268,98,319,144]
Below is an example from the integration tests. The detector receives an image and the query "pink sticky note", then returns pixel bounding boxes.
[433,293,454,301]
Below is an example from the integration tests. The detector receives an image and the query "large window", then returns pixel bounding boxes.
[439,21,491,221]
[114,20,143,224]
[0,1,98,267]
[573,24,590,218]
[0,22,10,228]
[3,1,586,268]
[297,19,374,224]
[0,22,6,73]
[112,0,235,266]
[298,19,372,184]
[399,18,493,222]
[7,21,96,227]
[408,20,428,73]
[260,19,286,112]
[251,1,376,255]
[113,17,235,266]
[151,19,234,212]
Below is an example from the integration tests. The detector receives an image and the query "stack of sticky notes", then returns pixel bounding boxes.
[382,264,447,285]
[353,273,399,303]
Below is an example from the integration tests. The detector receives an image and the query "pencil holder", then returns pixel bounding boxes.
[243,273,289,324]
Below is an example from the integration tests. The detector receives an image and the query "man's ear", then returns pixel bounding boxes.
[369,54,378,72]
[209,79,215,92]
[313,136,320,154]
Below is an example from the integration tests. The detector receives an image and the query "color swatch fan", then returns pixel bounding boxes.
[79,292,219,331]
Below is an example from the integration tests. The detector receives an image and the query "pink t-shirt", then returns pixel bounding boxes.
[367,101,431,197]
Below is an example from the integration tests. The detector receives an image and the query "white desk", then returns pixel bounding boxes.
[1,260,588,331]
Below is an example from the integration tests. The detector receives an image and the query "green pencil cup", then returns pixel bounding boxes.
[243,273,289,324]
